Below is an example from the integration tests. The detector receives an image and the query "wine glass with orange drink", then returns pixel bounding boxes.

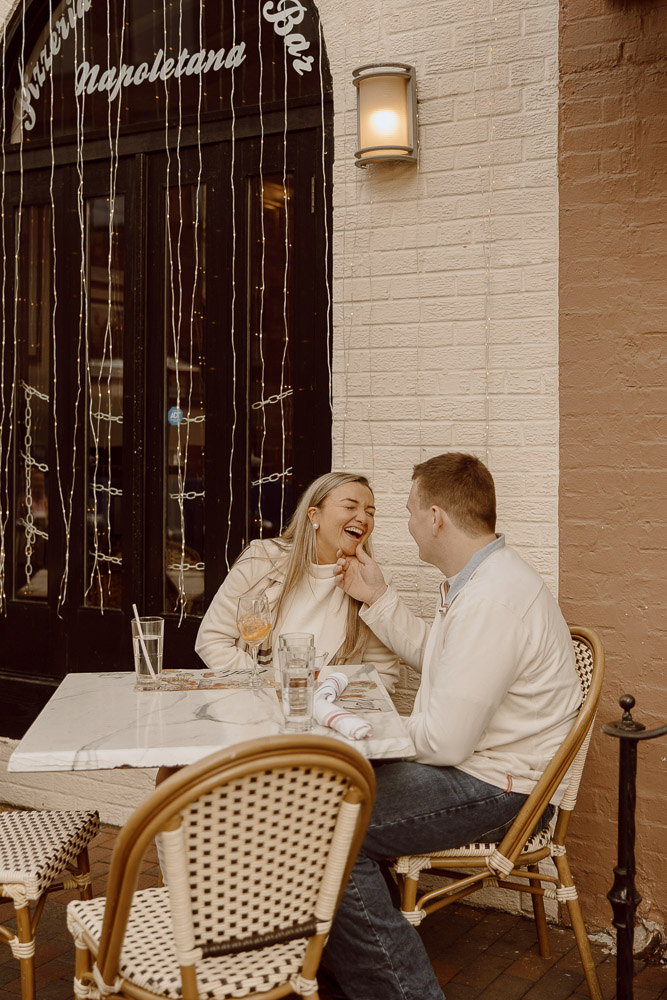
[236,594,271,687]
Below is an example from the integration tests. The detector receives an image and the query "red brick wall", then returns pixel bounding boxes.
[559,0,667,931]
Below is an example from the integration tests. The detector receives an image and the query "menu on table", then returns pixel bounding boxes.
[134,667,275,691]
[135,662,393,707]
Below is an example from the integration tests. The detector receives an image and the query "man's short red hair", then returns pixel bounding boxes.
[412,453,496,537]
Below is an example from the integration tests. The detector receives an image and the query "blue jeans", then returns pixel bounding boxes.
[325,761,542,1000]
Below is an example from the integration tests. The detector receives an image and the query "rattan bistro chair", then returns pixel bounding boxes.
[0,807,100,1000]
[394,626,605,1000]
[67,734,375,1000]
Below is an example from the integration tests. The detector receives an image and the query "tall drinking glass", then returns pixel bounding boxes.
[279,644,315,731]
[278,632,315,649]
[236,594,271,687]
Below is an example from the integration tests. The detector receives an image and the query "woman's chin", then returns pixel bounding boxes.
[339,537,363,556]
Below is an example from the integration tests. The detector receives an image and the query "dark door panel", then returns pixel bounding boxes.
[0,128,332,735]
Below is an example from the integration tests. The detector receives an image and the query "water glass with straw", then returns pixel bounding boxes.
[131,604,163,690]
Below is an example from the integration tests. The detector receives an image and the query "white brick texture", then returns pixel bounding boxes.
[319,0,560,684]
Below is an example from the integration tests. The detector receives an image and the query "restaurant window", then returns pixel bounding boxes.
[14,205,51,602]
[0,0,333,732]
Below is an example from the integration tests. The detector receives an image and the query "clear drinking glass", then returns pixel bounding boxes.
[278,632,315,648]
[236,594,271,687]
[279,644,315,731]
[131,616,164,690]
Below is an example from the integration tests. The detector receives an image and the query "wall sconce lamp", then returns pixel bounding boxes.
[352,63,418,167]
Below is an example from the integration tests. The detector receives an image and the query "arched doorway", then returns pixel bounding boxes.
[0,0,333,734]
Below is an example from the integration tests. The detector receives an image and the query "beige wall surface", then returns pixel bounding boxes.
[559,0,667,935]
[318,0,562,630]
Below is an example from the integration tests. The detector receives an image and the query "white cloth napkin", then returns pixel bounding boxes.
[314,672,373,740]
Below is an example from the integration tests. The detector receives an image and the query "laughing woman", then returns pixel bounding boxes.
[195,472,400,692]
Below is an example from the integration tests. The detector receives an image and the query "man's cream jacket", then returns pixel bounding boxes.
[361,544,580,802]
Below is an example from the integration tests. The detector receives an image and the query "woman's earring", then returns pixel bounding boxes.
[312,522,319,530]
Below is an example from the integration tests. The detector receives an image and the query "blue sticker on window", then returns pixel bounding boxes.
[168,406,183,425]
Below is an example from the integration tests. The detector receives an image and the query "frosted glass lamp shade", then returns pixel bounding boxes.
[353,63,417,166]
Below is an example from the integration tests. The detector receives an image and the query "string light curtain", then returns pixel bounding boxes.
[0,0,331,626]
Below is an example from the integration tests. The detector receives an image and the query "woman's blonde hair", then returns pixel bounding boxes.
[268,472,375,663]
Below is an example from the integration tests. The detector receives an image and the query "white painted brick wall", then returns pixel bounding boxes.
[319,0,561,625]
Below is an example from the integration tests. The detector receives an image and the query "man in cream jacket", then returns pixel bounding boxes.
[325,453,580,1000]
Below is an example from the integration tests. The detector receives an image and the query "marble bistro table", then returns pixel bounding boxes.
[8,663,415,773]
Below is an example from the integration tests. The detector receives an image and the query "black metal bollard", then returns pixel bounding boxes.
[602,695,667,1000]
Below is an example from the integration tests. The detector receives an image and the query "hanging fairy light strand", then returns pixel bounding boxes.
[82,0,105,604]
[90,0,128,609]
[174,0,206,620]
[85,5,109,607]
[162,0,178,609]
[7,0,26,599]
[169,0,188,619]
[47,0,66,613]
[168,0,206,621]
[331,25,356,470]
[18,379,43,593]
[105,0,128,581]
[317,14,332,417]
[279,37,290,531]
[161,0,202,618]
[224,0,239,570]
[255,0,267,536]
[84,0,126,608]
[57,1,87,613]
[93,0,117,608]
[0,22,8,609]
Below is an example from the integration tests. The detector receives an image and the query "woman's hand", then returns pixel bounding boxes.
[334,544,388,606]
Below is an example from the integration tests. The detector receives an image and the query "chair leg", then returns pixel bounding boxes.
[398,874,419,915]
[77,848,94,901]
[73,943,92,1000]
[179,963,200,1000]
[14,904,36,1000]
[553,854,602,1000]
[300,932,325,999]
[528,864,551,958]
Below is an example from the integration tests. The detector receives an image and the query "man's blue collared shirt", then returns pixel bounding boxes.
[438,533,505,612]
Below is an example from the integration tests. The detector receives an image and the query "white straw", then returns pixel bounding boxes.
[132,604,157,680]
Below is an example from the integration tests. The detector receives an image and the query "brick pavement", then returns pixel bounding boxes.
[0,823,665,999]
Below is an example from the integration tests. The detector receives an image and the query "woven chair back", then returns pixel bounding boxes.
[558,628,602,812]
[177,762,350,947]
[95,735,375,986]
[493,625,605,865]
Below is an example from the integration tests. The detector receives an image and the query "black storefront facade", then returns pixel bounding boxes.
[0,0,333,735]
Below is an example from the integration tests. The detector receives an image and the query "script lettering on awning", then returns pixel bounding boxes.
[262,0,315,76]
[13,0,317,136]
[74,44,247,105]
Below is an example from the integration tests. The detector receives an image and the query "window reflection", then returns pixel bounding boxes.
[247,174,295,538]
[85,196,125,609]
[14,205,51,600]
[165,184,206,616]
